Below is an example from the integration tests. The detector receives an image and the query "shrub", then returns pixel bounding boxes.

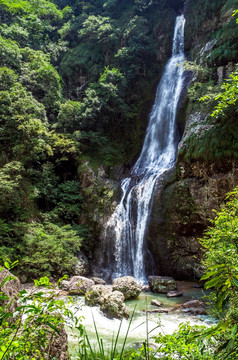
[20,222,82,279]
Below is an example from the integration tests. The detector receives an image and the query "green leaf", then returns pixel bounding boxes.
[232,278,238,288]
[204,276,221,289]
[4,261,10,269]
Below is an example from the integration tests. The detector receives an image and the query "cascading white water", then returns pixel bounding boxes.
[102,15,186,282]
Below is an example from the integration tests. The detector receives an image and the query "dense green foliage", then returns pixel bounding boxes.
[0,272,83,359]
[0,0,181,279]
[201,187,238,321]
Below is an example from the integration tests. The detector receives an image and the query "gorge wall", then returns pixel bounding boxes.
[73,0,238,282]
[147,0,238,279]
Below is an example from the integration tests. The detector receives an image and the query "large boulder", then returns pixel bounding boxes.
[100,291,129,319]
[112,276,142,300]
[148,276,176,294]
[0,268,21,314]
[91,277,106,285]
[85,285,112,306]
[61,276,94,295]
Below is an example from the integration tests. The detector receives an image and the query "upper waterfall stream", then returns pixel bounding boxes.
[100,15,186,282]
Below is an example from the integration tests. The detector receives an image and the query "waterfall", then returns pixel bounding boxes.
[100,15,186,283]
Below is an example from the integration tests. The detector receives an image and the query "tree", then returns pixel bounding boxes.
[0,162,25,218]
[115,16,154,79]
[20,48,62,119]
[0,35,22,70]
[0,79,48,162]
[56,100,82,133]
[79,67,130,134]
[78,15,119,46]
[200,187,238,312]
[0,66,18,90]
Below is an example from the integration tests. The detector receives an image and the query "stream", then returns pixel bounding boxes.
[67,284,211,358]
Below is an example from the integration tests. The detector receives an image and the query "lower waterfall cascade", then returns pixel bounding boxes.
[100,14,187,283]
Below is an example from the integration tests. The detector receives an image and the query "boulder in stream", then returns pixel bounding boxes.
[166,290,183,298]
[85,284,112,306]
[181,299,207,315]
[148,276,176,293]
[61,276,94,295]
[91,277,106,285]
[181,299,205,308]
[182,307,207,315]
[151,299,162,307]
[100,290,129,319]
[112,276,142,300]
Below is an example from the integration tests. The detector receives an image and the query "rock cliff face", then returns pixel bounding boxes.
[147,0,238,279]
[93,0,237,281]
[149,156,238,279]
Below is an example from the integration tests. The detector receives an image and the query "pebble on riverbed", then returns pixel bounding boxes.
[166,290,183,298]
[151,299,162,307]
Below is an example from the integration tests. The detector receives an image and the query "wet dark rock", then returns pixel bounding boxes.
[148,155,238,280]
[166,290,183,298]
[148,276,176,293]
[181,299,207,315]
